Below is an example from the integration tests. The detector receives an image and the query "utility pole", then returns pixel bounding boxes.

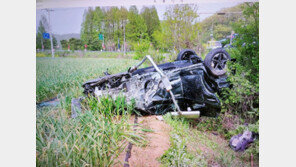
[103,34,105,51]
[123,19,126,56]
[211,22,214,40]
[40,36,44,52]
[118,37,120,51]
[44,8,55,58]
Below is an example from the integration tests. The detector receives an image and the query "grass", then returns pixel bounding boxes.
[36,96,145,166]
[161,114,207,167]
[36,57,139,103]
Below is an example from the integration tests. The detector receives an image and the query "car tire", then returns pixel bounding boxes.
[176,49,198,61]
[204,48,230,77]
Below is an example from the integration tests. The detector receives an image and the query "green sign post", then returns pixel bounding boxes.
[99,34,103,40]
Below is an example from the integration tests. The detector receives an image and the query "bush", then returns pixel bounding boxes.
[221,58,259,123]
[132,40,151,60]
[220,2,259,123]
[231,2,259,84]
[36,53,48,57]
[55,51,71,57]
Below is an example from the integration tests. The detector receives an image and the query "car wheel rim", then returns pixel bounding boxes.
[181,51,195,60]
[211,53,228,71]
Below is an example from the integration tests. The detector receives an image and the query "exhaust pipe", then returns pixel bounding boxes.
[170,111,200,119]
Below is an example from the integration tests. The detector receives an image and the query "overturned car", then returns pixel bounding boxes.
[82,48,230,117]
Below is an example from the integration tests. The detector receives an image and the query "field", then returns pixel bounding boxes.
[36,57,139,102]
[36,57,146,166]
[36,57,257,167]
[36,51,136,59]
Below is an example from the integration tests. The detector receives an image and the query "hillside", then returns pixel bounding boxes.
[53,33,80,41]
[200,3,245,42]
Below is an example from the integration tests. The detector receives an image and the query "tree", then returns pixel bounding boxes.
[159,4,201,51]
[81,7,104,51]
[231,2,259,84]
[60,40,69,50]
[152,21,173,51]
[117,7,128,50]
[213,24,232,40]
[69,38,83,50]
[140,6,160,45]
[126,6,148,43]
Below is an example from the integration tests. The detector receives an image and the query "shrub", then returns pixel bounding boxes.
[36,53,48,57]
[220,2,259,123]
[132,40,151,60]
[219,48,259,123]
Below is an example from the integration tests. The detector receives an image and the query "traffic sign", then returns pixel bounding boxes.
[99,34,103,40]
[43,33,50,39]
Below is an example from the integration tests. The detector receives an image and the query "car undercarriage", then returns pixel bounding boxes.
[82,48,230,117]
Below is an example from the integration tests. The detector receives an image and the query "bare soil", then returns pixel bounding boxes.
[127,115,171,167]
[116,115,257,167]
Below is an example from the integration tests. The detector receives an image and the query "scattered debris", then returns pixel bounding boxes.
[212,132,218,136]
[156,115,164,121]
[37,97,59,108]
[123,115,138,167]
[71,97,83,118]
[229,130,255,151]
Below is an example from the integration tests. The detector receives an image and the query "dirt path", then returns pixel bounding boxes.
[127,115,171,167]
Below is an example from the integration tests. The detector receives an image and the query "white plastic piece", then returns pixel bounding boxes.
[156,115,164,121]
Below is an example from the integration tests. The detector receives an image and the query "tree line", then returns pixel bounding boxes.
[36,4,211,52]
[36,4,247,53]
[79,5,160,51]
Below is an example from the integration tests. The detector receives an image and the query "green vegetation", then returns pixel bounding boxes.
[126,6,148,43]
[161,114,206,166]
[194,2,259,161]
[222,2,259,126]
[140,6,161,46]
[60,38,83,51]
[37,4,205,54]
[36,58,147,166]
[36,96,145,166]
[155,4,201,51]
[80,7,105,51]
[36,58,139,102]
[161,114,251,166]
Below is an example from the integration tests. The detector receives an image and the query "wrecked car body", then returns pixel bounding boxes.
[82,48,230,117]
